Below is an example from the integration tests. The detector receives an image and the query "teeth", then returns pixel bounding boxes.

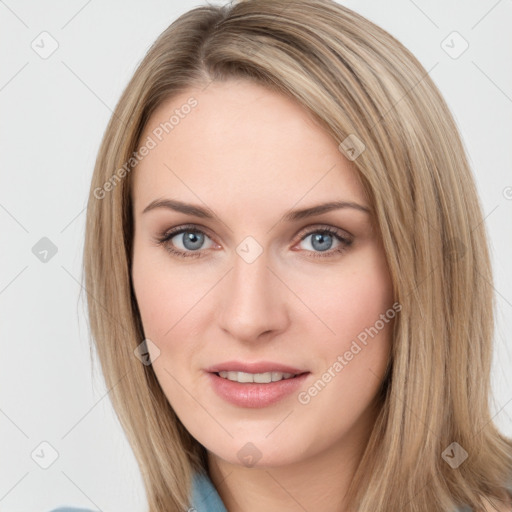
[218,371,296,383]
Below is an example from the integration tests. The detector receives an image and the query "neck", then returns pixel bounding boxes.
[207,401,380,512]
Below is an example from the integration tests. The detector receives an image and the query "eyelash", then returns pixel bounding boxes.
[153,224,353,260]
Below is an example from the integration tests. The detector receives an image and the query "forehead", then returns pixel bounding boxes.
[131,79,366,216]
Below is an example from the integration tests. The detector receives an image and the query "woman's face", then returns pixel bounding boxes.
[131,79,395,468]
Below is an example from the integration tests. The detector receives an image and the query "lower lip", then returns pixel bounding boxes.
[206,372,310,408]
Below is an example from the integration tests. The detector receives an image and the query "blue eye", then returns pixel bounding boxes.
[296,227,352,259]
[157,227,215,258]
[175,230,206,251]
[300,230,341,253]
[154,225,352,259]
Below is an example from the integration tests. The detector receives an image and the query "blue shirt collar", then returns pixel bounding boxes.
[189,469,512,512]
[190,470,228,512]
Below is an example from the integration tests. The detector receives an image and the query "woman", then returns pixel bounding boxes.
[55,0,512,510]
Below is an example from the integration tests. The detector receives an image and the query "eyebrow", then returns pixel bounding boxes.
[142,198,371,221]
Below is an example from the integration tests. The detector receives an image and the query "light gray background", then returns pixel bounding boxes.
[1,1,511,511]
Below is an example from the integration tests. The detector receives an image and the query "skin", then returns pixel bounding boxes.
[131,78,396,512]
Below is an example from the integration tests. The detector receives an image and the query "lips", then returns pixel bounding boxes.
[204,360,310,407]
[204,360,307,375]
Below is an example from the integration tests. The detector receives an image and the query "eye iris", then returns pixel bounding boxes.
[311,232,333,252]
[182,231,204,251]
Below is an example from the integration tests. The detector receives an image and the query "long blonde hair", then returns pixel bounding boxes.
[83,0,512,510]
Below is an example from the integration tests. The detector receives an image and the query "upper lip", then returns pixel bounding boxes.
[205,361,308,375]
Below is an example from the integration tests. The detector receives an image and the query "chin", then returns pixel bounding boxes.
[202,431,313,470]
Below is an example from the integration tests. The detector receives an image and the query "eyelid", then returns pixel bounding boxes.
[156,223,216,242]
[294,223,353,243]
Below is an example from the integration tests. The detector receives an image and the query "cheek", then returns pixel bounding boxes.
[132,272,170,340]
[294,253,394,442]
[304,246,394,345]
[131,243,197,340]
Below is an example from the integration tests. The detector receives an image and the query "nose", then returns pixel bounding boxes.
[216,248,289,343]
